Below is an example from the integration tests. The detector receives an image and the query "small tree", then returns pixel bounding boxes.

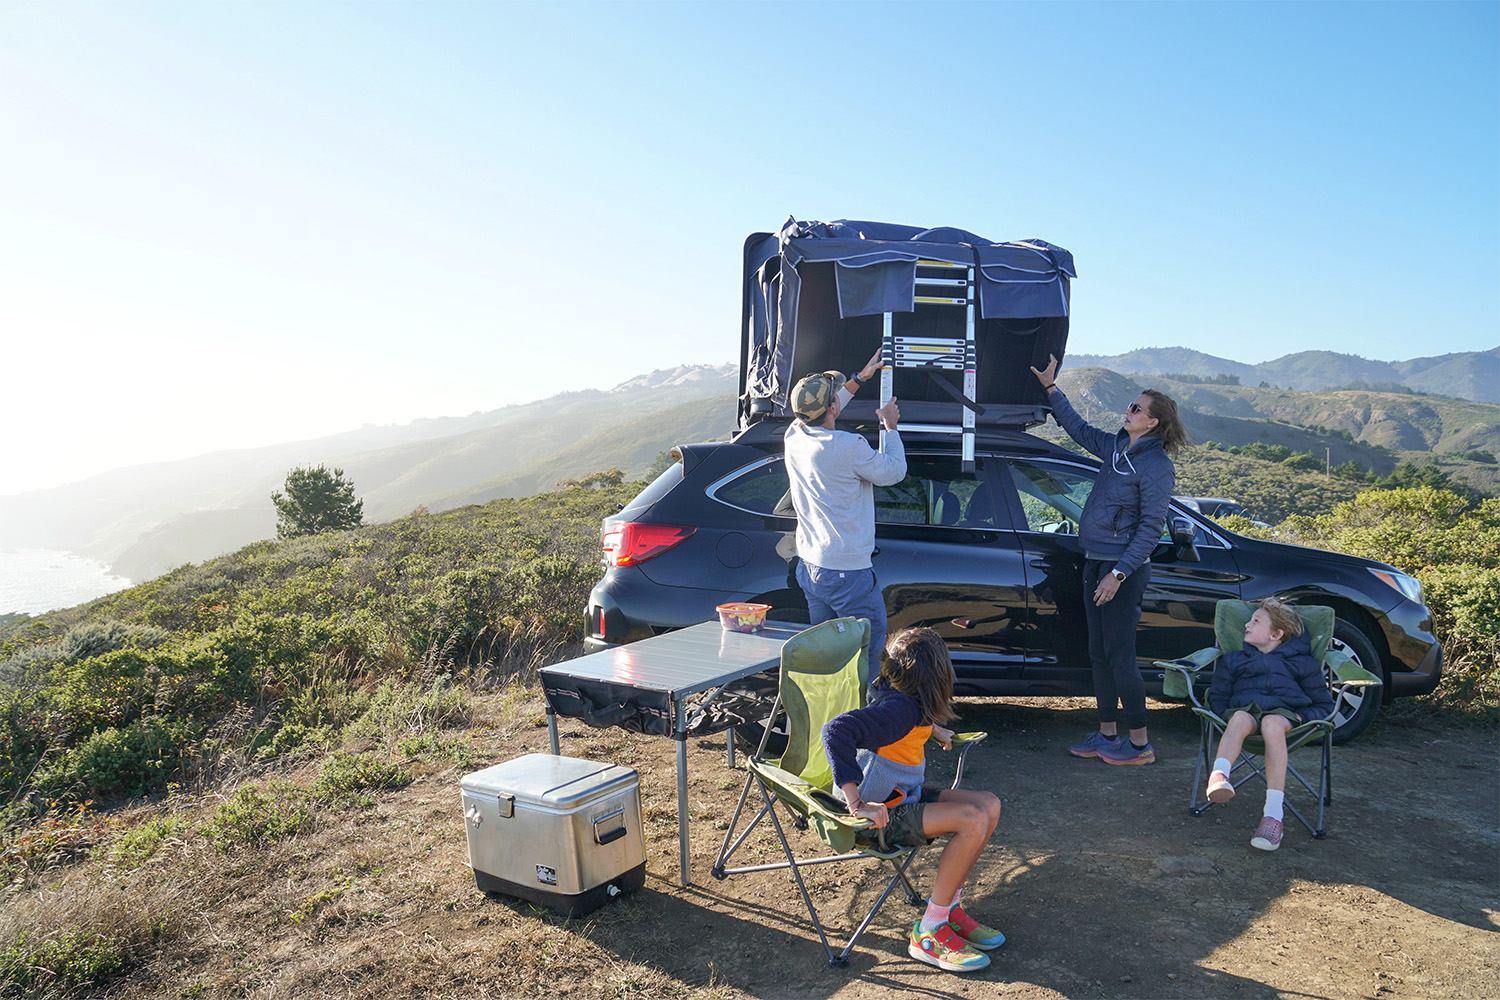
[272,465,365,539]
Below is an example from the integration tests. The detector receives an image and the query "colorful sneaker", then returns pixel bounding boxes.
[1067,730,1122,758]
[1098,740,1157,766]
[1251,816,1284,851]
[947,904,1006,950]
[908,920,991,972]
[1206,770,1235,804]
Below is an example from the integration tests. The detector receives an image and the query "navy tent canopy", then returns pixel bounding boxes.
[740,217,1075,428]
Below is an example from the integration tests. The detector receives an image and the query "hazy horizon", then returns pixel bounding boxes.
[3,2,1495,496]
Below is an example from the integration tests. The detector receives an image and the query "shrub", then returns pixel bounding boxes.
[104,814,188,869]
[0,929,126,996]
[202,780,313,850]
[35,716,195,802]
[310,751,412,802]
[1421,564,1500,716]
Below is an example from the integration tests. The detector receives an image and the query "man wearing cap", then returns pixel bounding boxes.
[785,350,905,665]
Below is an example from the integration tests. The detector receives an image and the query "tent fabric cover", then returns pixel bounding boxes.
[744,218,1075,420]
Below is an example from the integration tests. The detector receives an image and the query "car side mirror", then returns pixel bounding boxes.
[1172,517,1201,562]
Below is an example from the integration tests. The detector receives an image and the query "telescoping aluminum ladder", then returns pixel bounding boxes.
[879,259,979,470]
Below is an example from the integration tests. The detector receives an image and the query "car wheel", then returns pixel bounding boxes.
[1327,621,1384,745]
[732,606,807,757]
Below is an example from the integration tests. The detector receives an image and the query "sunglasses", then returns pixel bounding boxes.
[1126,402,1147,415]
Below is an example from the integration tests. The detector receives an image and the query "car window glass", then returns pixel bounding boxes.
[1004,459,1095,534]
[621,461,684,517]
[1008,459,1220,546]
[712,455,995,528]
[874,455,994,528]
[712,458,791,515]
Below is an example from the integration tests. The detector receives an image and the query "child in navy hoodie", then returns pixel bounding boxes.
[1206,597,1335,851]
[822,627,1003,973]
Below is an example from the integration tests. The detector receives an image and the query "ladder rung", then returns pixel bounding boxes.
[894,358,963,369]
[915,295,969,306]
[916,259,967,269]
[915,276,968,287]
[895,335,966,345]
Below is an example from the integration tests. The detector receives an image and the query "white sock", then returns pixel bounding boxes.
[951,887,963,910]
[920,898,953,932]
[1213,757,1232,778]
[1264,789,1285,821]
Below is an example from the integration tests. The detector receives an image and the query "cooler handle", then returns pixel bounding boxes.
[593,806,627,845]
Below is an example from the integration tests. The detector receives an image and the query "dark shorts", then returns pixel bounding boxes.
[881,787,942,848]
[1228,703,1302,725]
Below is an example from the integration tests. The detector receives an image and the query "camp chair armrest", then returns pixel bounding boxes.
[1325,648,1384,687]
[1156,647,1222,672]
[748,759,870,830]
[1159,650,1219,707]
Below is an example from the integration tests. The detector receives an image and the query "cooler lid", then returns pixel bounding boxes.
[461,753,637,809]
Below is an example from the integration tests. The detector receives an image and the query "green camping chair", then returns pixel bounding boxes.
[710,617,986,967]
[1156,600,1382,839]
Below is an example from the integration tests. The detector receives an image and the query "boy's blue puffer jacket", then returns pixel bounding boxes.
[1047,388,1176,577]
[1207,631,1335,722]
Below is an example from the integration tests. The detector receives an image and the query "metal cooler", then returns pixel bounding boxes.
[460,753,646,916]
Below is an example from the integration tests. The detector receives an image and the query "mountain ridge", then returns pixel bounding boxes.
[1067,346,1497,403]
[1,352,1493,588]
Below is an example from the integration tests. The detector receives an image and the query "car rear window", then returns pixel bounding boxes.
[619,461,685,518]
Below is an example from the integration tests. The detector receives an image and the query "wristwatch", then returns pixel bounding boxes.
[1111,570,1127,582]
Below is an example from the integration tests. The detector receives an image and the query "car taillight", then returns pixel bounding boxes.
[602,522,696,567]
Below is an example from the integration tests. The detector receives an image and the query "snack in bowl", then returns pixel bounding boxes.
[716,602,771,633]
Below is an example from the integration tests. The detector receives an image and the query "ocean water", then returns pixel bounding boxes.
[0,549,134,616]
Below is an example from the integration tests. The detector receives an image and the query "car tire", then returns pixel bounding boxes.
[732,606,808,757]
[1327,621,1384,745]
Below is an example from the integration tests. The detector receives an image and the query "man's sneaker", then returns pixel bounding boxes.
[947,904,1006,950]
[1206,770,1235,804]
[1098,740,1157,766]
[1251,816,1284,851]
[1067,730,1122,758]
[908,920,990,972]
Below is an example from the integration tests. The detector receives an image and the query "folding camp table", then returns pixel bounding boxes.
[541,620,803,885]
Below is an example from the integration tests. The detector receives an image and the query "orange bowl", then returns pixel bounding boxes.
[716,602,771,633]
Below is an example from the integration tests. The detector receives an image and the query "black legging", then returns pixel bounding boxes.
[1082,559,1151,731]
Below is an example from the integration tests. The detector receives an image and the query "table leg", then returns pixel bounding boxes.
[676,701,690,886]
[547,707,559,756]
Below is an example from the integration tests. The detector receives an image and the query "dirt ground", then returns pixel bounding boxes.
[520,696,1499,1000]
[52,693,1495,1000]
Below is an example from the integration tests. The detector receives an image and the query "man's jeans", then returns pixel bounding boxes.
[796,561,887,667]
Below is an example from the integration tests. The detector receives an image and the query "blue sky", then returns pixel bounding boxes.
[1,0,1495,496]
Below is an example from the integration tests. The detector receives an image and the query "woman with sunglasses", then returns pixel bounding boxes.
[1029,354,1190,766]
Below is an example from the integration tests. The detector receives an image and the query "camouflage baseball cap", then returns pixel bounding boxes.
[791,371,846,423]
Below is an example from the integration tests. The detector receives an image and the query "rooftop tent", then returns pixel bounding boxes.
[739,218,1075,432]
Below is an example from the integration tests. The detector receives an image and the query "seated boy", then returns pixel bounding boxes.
[1205,597,1335,851]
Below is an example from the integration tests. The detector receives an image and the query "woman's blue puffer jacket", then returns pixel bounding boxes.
[1047,387,1176,577]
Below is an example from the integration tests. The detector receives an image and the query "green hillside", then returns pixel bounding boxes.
[1,468,1494,997]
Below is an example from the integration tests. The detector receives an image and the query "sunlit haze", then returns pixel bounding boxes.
[1,1,1495,497]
